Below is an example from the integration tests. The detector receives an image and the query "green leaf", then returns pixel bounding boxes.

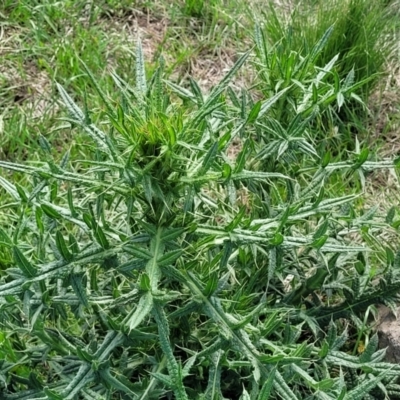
[161,227,186,242]
[69,233,80,254]
[151,372,173,387]
[344,371,388,400]
[220,241,233,269]
[258,367,276,399]
[56,231,73,261]
[207,51,250,106]
[273,369,298,400]
[313,219,329,240]
[319,340,329,358]
[41,203,62,219]
[157,250,182,266]
[57,84,112,154]
[153,303,189,400]
[98,368,137,396]
[35,207,44,235]
[0,227,12,246]
[269,233,283,246]
[61,364,93,399]
[39,134,52,153]
[218,131,231,151]
[309,25,334,62]
[200,142,219,174]
[203,272,218,297]
[247,101,262,123]
[125,292,153,331]
[311,235,328,249]
[189,77,204,104]
[165,81,197,102]
[15,183,28,202]
[0,175,19,200]
[226,207,246,232]
[312,83,318,104]
[386,206,396,224]
[81,59,116,118]
[222,163,232,180]
[77,347,93,363]
[124,244,152,260]
[268,247,277,284]
[143,173,153,205]
[94,225,110,250]
[139,273,151,291]
[71,273,89,308]
[322,152,331,167]
[13,246,36,278]
[358,148,369,163]
[44,388,65,400]
[359,334,379,363]
[231,170,290,181]
[257,87,290,119]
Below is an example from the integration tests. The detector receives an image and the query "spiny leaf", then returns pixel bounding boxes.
[359,334,379,363]
[344,371,388,400]
[61,364,93,399]
[165,81,197,103]
[257,87,290,119]
[135,37,147,96]
[125,292,153,331]
[98,368,137,396]
[153,303,189,400]
[71,274,89,308]
[258,367,276,400]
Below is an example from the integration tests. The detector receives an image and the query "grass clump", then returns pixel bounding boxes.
[0,34,400,399]
[257,0,400,138]
[182,0,219,19]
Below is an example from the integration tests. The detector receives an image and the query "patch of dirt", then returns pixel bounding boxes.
[363,145,400,219]
[227,138,243,161]
[375,305,400,363]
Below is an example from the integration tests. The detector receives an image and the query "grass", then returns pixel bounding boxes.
[0,0,249,148]
[253,0,400,146]
[0,0,400,398]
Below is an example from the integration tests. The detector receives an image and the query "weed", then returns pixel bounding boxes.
[257,0,400,138]
[1,0,400,398]
[0,39,399,399]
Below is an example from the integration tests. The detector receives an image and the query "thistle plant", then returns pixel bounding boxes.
[0,38,400,400]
